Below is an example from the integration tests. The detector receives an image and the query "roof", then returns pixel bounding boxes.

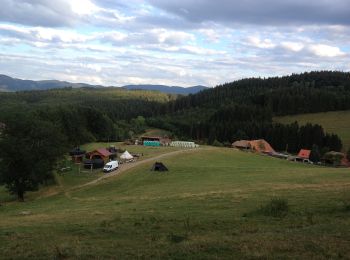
[249,139,275,154]
[93,148,112,157]
[232,140,251,148]
[232,139,275,153]
[298,149,311,159]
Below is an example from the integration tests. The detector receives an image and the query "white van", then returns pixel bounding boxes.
[103,161,118,173]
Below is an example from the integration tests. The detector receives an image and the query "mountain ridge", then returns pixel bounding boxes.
[0,74,207,94]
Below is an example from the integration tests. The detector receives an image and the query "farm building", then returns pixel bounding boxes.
[141,136,171,146]
[170,141,199,148]
[297,149,311,159]
[249,139,275,154]
[86,148,116,164]
[232,139,275,154]
[232,140,251,150]
[287,149,312,163]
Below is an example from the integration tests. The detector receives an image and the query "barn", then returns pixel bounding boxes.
[249,139,275,154]
[232,139,275,154]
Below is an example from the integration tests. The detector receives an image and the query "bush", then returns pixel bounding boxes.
[310,144,321,163]
[260,198,289,218]
[212,139,224,147]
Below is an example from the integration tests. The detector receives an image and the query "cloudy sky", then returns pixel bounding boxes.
[0,0,349,87]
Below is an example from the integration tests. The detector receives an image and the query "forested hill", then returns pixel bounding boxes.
[149,71,349,152]
[123,85,208,95]
[0,71,348,153]
[0,87,172,145]
[169,71,350,116]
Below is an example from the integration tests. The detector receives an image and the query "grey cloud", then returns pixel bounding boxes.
[91,0,136,10]
[0,0,77,27]
[148,0,350,26]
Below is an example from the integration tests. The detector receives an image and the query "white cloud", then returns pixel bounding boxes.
[0,0,349,87]
[308,44,345,57]
[281,42,304,52]
[247,36,276,49]
[69,0,99,15]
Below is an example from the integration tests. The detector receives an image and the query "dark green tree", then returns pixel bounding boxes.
[0,111,67,201]
[310,144,321,163]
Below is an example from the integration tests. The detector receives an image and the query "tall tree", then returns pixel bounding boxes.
[0,110,67,201]
[310,144,321,163]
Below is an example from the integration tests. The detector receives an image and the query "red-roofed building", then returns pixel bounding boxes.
[249,139,275,154]
[298,149,311,159]
[232,139,275,154]
[86,148,115,163]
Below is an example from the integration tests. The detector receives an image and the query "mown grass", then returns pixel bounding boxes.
[275,110,350,150]
[1,147,350,259]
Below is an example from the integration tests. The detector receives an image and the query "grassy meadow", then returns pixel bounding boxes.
[275,110,350,150]
[1,146,350,259]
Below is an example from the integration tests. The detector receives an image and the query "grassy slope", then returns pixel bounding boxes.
[1,148,350,259]
[141,128,172,138]
[275,110,350,150]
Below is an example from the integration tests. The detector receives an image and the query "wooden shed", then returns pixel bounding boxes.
[86,148,115,164]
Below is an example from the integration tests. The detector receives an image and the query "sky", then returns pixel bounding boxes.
[0,0,349,87]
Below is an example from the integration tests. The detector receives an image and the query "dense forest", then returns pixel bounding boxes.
[0,87,171,145]
[0,71,349,154]
[149,71,350,153]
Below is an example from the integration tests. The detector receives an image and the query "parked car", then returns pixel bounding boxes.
[103,161,119,173]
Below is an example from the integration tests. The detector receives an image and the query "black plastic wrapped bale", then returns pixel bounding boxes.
[151,162,168,172]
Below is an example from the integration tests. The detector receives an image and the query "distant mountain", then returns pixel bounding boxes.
[0,74,207,94]
[0,74,102,91]
[123,84,208,95]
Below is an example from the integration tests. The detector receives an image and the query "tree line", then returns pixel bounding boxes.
[148,104,343,153]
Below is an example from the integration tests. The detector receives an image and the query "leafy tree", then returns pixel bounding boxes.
[0,111,67,201]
